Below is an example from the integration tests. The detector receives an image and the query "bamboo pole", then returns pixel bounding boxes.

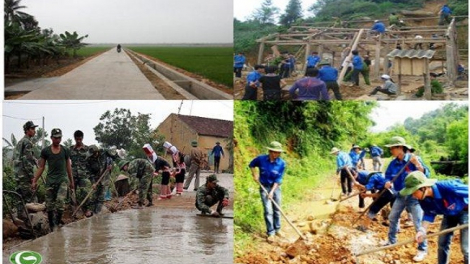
[374,35,381,81]
[339,29,363,84]
[424,59,432,100]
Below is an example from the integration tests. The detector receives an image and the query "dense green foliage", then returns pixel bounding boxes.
[4,0,89,73]
[234,19,278,55]
[234,101,468,253]
[279,0,303,27]
[127,46,233,88]
[415,80,443,97]
[93,108,164,159]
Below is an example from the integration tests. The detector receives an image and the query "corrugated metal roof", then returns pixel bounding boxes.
[387,49,436,59]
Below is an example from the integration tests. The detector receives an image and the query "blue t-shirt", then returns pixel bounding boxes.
[234,55,246,68]
[385,153,430,192]
[370,146,383,157]
[211,145,224,157]
[371,22,386,33]
[336,151,352,172]
[352,55,363,70]
[419,180,468,222]
[246,71,262,87]
[249,154,286,186]
[441,6,452,15]
[318,66,338,82]
[306,55,321,67]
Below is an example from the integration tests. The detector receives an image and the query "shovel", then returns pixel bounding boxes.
[259,183,305,240]
[258,183,309,258]
[72,168,111,217]
[328,178,339,202]
[112,188,137,212]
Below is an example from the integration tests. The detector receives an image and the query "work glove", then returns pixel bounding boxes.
[222,198,229,207]
[416,227,426,243]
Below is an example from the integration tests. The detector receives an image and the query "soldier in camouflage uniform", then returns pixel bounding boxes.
[32,128,74,232]
[87,146,117,214]
[195,174,229,217]
[119,158,155,209]
[69,130,92,217]
[13,121,39,210]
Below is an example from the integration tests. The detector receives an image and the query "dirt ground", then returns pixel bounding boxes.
[235,159,465,264]
[234,70,468,101]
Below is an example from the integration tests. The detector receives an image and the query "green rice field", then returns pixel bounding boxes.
[127,46,233,88]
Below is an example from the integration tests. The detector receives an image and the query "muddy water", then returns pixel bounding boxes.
[3,208,233,264]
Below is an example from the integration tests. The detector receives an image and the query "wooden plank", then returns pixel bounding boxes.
[197,214,233,219]
[257,42,265,65]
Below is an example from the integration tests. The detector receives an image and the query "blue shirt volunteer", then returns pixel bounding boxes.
[249,154,286,186]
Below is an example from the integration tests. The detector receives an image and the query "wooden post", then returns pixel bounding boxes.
[339,29,363,84]
[257,41,265,65]
[374,35,381,81]
[445,19,459,87]
[318,35,324,58]
[424,58,432,100]
[397,57,402,95]
[303,39,311,74]
[382,41,389,75]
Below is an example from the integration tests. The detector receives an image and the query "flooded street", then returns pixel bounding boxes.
[3,207,233,264]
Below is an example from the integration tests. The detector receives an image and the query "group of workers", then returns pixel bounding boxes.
[250,137,467,263]
[11,121,230,233]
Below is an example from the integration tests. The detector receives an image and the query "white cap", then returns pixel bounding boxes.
[374,20,379,23]
[381,74,391,80]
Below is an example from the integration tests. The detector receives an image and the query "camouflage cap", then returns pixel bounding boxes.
[206,174,219,183]
[51,128,62,138]
[118,160,130,170]
[23,121,38,131]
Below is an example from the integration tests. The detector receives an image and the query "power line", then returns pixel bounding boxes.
[3,100,113,105]
[3,115,42,121]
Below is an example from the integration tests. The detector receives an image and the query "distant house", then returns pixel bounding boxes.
[156,114,233,172]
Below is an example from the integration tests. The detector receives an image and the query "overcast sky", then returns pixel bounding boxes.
[21,0,233,44]
[234,0,318,22]
[3,100,233,146]
[370,101,468,132]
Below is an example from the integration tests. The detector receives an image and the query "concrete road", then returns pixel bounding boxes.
[8,49,165,100]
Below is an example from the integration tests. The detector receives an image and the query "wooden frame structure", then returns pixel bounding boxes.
[256,19,460,88]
